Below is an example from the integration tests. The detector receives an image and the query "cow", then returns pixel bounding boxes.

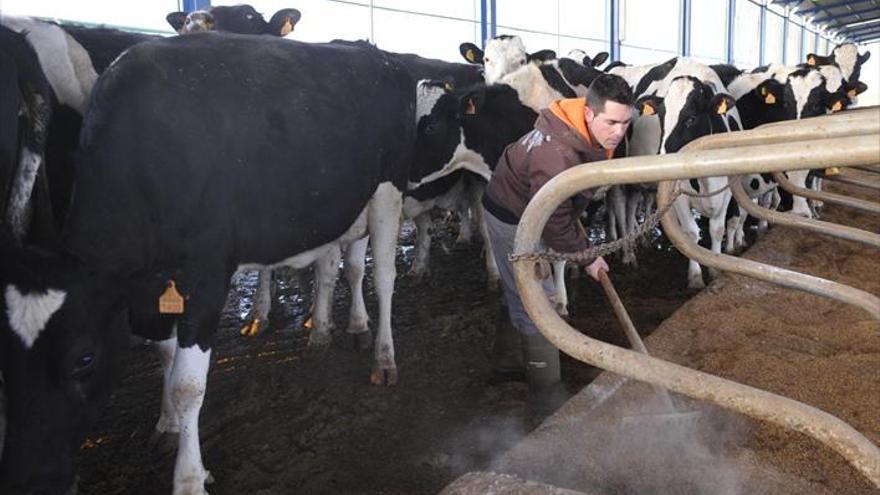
[0,25,55,247]
[166,4,302,36]
[806,42,872,88]
[0,16,159,239]
[459,34,557,84]
[613,58,739,289]
[240,45,485,336]
[0,33,433,495]
[712,61,867,218]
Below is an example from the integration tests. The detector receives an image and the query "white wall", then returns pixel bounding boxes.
[857,42,879,107]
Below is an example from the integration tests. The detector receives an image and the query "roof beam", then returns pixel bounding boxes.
[834,20,880,37]
[821,13,880,32]
[812,5,880,24]
[796,0,873,16]
[851,28,880,42]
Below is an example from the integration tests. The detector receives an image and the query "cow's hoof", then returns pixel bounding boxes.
[687,277,706,290]
[148,430,179,454]
[370,365,398,386]
[239,319,261,337]
[308,329,332,347]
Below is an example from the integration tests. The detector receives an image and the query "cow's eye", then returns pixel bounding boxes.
[685,115,698,127]
[425,122,439,134]
[519,58,526,65]
[73,352,95,377]
[246,14,254,20]
[484,57,490,63]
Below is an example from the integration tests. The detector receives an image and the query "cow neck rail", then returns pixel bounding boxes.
[770,171,880,214]
[818,170,880,191]
[512,121,880,486]
[729,175,880,248]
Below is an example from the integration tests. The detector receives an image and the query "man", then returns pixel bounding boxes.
[482,73,634,405]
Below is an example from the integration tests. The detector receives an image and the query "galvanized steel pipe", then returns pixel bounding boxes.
[771,171,880,214]
[729,176,880,248]
[818,170,880,191]
[513,132,880,485]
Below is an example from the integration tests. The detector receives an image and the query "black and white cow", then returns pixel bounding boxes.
[612,58,739,288]
[0,33,430,494]
[806,42,872,88]
[0,16,159,238]
[459,34,557,84]
[0,25,55,247]
[167,4,302,36]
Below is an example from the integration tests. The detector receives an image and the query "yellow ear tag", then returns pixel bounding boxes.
[280,18,293,36]
[825,167,841,176]
[465,98,477,115]
[831,100,843,112]
[641,102,655,116]
[444,81,453,91]
[716,99,728,115]
[807,56,817,66]
[466,49,475,62]
[765,93,776,105]
[159,281,185,314]
[847,89,857,98]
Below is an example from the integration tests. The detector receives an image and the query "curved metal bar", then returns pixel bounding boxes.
[818,171,880,191]
[853,165,880,174]
[730,177,880,247]
[772,171,880,214]
[513,134,880,485]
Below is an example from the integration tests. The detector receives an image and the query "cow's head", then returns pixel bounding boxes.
[0,248,130,495]
[167,5,301,36]
[459,35,556,84]
[411,81,537,186]
[783,65,865,120]
[807,43,872,84]
[637,76,736,153]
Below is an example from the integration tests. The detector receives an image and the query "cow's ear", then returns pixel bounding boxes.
[858,51,871,64]
[846,80,868,98]
[711,93,736,115]
[527,49,556,63]
[458,88,486,117]
[166,12,187,32]
[459,43,484,64]
[755,80,782,105]
[268,9,301,36]
[590,52,609,68]
[636,95,663,116]
[827,94,847,113]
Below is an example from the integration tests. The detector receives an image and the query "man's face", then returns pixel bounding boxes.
[585,100,632,150]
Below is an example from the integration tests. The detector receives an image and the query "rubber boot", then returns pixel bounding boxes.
[522,332,569,423]
[492,305,525,379]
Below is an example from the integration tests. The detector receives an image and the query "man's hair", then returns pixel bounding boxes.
[586,74,634,114]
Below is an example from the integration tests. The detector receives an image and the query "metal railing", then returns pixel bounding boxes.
[512,108,880,486]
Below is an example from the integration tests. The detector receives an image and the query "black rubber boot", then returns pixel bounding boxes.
[492,305,525,378]
[522,332,569,423]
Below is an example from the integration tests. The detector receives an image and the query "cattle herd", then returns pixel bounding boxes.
[0,4,872,494]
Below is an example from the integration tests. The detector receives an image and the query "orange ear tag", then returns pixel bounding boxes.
[280,18,293,36]
[465,99,477,115]
[764,93,776,105]
[847,89,857,98]
[831,100,843,112]
[159,281,185,314]
[641,103,655,116]
[825,167,841,176]
[716,99,728,115]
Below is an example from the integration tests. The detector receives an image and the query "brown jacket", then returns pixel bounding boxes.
[484,98,611,254]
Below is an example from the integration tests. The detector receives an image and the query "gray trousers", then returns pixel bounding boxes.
[485,210,556,336]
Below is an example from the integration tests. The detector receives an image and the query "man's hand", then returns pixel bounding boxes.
[585,256,609,282]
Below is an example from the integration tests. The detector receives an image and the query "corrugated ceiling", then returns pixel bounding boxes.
[772,0,880,44]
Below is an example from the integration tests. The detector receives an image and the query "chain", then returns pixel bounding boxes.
[509,185,684,264]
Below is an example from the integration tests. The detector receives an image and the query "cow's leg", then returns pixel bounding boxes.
[408,211,432,280]
[241,268,271,336]
[171,344,212,495]
[622,188,641,266]
[455,203,473,245]
[641,189,657,247]
[673,196,705,289]
[170,269,230,495]
[308,246,341,347]
[707,203,727,281]
[475,202,501,291]
[153,334,179,438]
[551,261,568,317]
[344,236,371,350]
[368,183,402,385]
